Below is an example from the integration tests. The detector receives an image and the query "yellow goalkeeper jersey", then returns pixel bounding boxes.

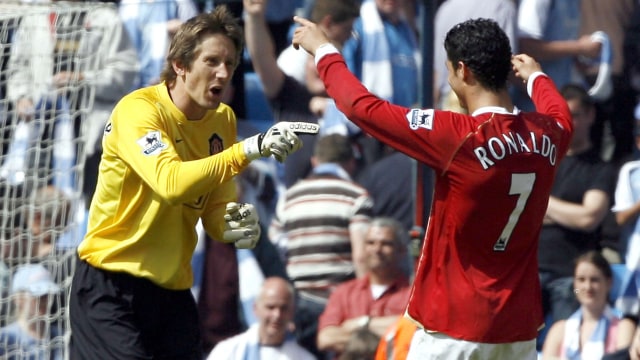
[77,83,250,290]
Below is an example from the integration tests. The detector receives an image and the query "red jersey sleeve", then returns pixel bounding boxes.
[317,53,466,172]
[529,74,573,150]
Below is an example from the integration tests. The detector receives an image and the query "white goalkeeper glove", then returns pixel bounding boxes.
[223,202,261,249]
[242,122,320,163]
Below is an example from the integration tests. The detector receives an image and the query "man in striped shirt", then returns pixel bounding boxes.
[269,133,373,357]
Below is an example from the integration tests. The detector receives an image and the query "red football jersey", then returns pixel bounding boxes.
[317,52,573,343]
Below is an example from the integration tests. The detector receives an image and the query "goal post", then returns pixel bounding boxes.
[0,2,118,358]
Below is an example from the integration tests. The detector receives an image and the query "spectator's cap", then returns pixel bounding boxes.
[11,264,60,296]
[313,134,354,163]
[587,31,613,102]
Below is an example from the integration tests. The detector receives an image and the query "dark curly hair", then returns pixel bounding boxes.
[444,18,512,92]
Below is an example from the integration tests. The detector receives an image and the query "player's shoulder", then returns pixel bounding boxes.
[215,102,236,118]
[117,85,161,109]
[519,110,564,127]
[110,94,156,126]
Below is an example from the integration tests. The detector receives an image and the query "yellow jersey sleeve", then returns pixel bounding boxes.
[108,92,249,205]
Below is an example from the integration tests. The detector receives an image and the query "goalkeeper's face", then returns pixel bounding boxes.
[181,33,238,114]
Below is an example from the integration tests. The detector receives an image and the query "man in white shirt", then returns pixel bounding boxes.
[207,277,315,360]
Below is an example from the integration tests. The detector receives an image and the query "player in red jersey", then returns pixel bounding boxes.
[292,16,573,359]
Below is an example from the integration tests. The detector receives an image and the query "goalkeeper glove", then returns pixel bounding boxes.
[243,122,319,162]
[223,202,261,249]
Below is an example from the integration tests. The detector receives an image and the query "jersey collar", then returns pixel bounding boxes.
[471,106,520,117]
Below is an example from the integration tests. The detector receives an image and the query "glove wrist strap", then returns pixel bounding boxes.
[242,133,264,160]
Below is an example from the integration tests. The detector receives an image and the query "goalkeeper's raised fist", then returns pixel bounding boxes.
[242,122,319,163]
[223,202,261,249]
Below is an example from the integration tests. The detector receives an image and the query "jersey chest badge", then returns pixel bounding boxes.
[137,130,167,156]
[406,109,434,130]
[209,134,223,155]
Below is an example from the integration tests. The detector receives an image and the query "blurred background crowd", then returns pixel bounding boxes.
[1,0,640,359]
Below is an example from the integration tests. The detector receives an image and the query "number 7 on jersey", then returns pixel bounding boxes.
[493,173,536,251]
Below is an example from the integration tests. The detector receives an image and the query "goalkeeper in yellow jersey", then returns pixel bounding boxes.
[68,6,318,359]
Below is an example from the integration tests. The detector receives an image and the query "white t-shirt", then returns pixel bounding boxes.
[207,324,316,360]
[277,44,309,84]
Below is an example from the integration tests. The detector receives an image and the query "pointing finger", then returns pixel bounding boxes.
[293,16,313,27]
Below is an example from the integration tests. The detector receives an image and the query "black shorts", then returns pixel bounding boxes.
[69,256,202,360]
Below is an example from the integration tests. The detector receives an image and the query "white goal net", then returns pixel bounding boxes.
[0,1,115,358]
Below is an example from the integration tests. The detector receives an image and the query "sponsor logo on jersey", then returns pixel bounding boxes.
[406,109,434,130]
[209,134,223,155]
[137,131,167,156]
[104,122,112,134]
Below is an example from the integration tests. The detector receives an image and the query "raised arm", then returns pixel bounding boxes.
[243,0,285,99]
[512,53,573,138]
[292,16,331,56]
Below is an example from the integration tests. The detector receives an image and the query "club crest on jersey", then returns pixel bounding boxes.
[209,134,223,155]
[137,131,167,156]
[406,109,434,130]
